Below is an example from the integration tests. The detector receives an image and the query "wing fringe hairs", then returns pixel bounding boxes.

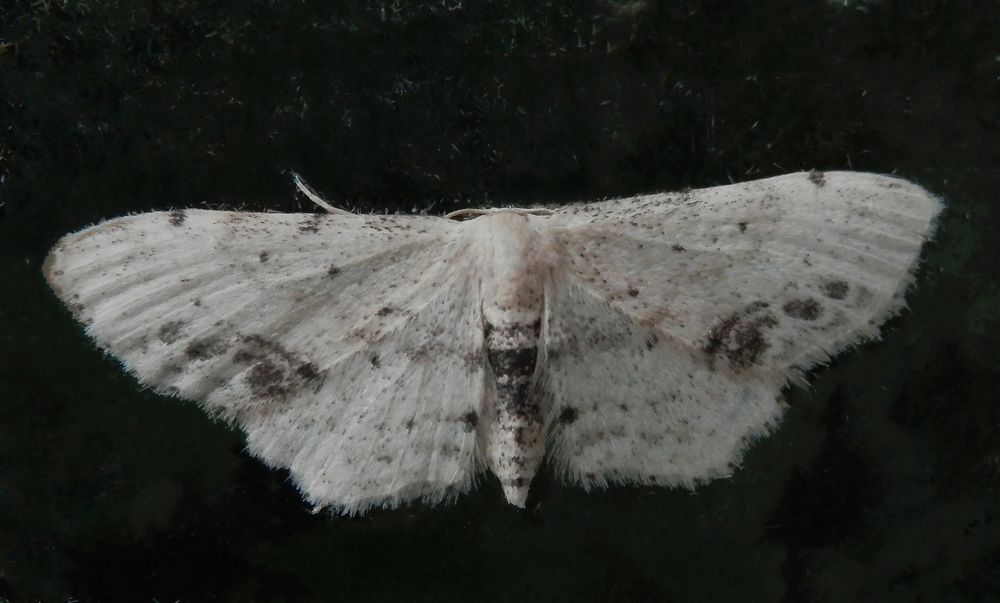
[44,171,943,514]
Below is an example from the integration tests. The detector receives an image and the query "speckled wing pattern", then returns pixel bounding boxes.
[541,171,942,489]
[44,171,942,513]
[44,209,488,514]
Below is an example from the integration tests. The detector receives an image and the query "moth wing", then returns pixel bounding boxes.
[541,172,941,487]
[546,171,942,374]
[244,255,489,514]
[45,209,487,513]
[541,279,786,488]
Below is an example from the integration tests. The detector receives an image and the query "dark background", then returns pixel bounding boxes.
[2,1,999,601]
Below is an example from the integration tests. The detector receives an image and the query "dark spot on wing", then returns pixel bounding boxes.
[168,209,186,226]
[672,244,686,252]
[299,214,322,234]
[296,362,319,380]
[405,418,415,431]
[558,407,578,425]
[646,332,659,350]
[822,280,850,300]
[348,325,381,344]
[703,314,738,356]
[157,321,186,344]
[246,361,289,398]
[376,306,394,317]
[627,287,640,297]
[808,169,826,187]
[233,334,320,401]
[327,265,340,277]
[369,354,381,368]
[783,298,822,321]
[185,337,225,360]
[461,411,478,432]
[703,302,778,369]
[738,222,748,233]
[464,349,485,372]
[259,251,269,263]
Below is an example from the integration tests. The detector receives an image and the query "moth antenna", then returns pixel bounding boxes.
[292,172,353,216]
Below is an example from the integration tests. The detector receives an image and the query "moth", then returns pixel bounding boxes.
[43,171,942,514]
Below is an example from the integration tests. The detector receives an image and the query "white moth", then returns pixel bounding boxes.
[44,171,942,515]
